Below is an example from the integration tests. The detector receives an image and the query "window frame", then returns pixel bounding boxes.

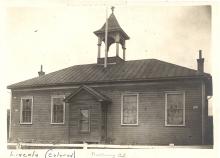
[79,109,90,133]
[51,95,65,125]
[121,93,139,126]
[20,96,33,125]
[165,91,185,127]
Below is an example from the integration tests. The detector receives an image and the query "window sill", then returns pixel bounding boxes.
[165,124,185,127]
[121,124,139,126]
[79,131,90,134]
[20,123,32,125]
[50,123,65,125]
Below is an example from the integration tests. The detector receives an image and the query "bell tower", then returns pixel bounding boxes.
[94,7,130,65]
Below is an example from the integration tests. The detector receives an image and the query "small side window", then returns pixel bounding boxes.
[51,95,65,124]
[20,96,33,124]
[121,94,139,125]
[165,92,185,126]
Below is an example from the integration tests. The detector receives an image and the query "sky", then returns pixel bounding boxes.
[1,6,212,111]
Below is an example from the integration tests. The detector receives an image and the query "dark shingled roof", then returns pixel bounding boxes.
[7,59,211,89]
[94,13,129,40]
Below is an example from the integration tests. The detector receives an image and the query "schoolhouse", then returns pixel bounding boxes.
[8,8,212,145]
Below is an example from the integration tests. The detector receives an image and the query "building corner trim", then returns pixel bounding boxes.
[202,80,206,145]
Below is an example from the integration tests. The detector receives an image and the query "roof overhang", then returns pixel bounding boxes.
[8,75,212,91]
[94,29,130,40]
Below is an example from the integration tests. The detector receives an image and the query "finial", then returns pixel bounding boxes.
[111,6,115,14]
[199,50,202,59]
[40,64,43,72]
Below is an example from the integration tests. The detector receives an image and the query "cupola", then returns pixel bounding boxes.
[94,7,130,66]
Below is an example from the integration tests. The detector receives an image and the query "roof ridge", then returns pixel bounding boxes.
[100,13,121,30]
[151,58,197,72]
[39,63,97,76]
[125,58,198,72]
[7,63,98,88]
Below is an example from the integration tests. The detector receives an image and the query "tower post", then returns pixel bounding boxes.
[97,37,102,58]
[115,34,120,57]
[122,42,126,60]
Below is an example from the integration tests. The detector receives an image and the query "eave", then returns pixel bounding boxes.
[8,74,212,96]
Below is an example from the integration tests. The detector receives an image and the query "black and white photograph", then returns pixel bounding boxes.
[0,1,220,158]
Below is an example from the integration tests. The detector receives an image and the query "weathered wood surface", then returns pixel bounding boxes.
[9,80,206,145]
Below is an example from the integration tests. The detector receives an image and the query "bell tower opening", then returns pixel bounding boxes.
[94,7,129,65]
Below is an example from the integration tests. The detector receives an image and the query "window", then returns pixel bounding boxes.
[20,96,33,124]
[79,109,90,132]
[121,94,138,125]
[165,92,185,126]
[51,95,65,124]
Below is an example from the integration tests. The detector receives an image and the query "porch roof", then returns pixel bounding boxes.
[64,85,111,103]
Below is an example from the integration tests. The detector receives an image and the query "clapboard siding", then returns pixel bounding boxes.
[10,89,74,143]
[9,80,203,145]
[96,80,202,145]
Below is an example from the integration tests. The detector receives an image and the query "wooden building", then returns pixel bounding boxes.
[7,9,212,145]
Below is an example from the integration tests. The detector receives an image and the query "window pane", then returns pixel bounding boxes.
[80,120,89,131]
[123,95,137,124]
[81,110,88,120]
[167,94,184,125]
[52,97,64,123]
[22,98,32,123]
[80,110,89,132]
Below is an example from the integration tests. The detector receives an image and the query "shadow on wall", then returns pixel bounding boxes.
[207,116,213,145]
[7,109,10,141]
